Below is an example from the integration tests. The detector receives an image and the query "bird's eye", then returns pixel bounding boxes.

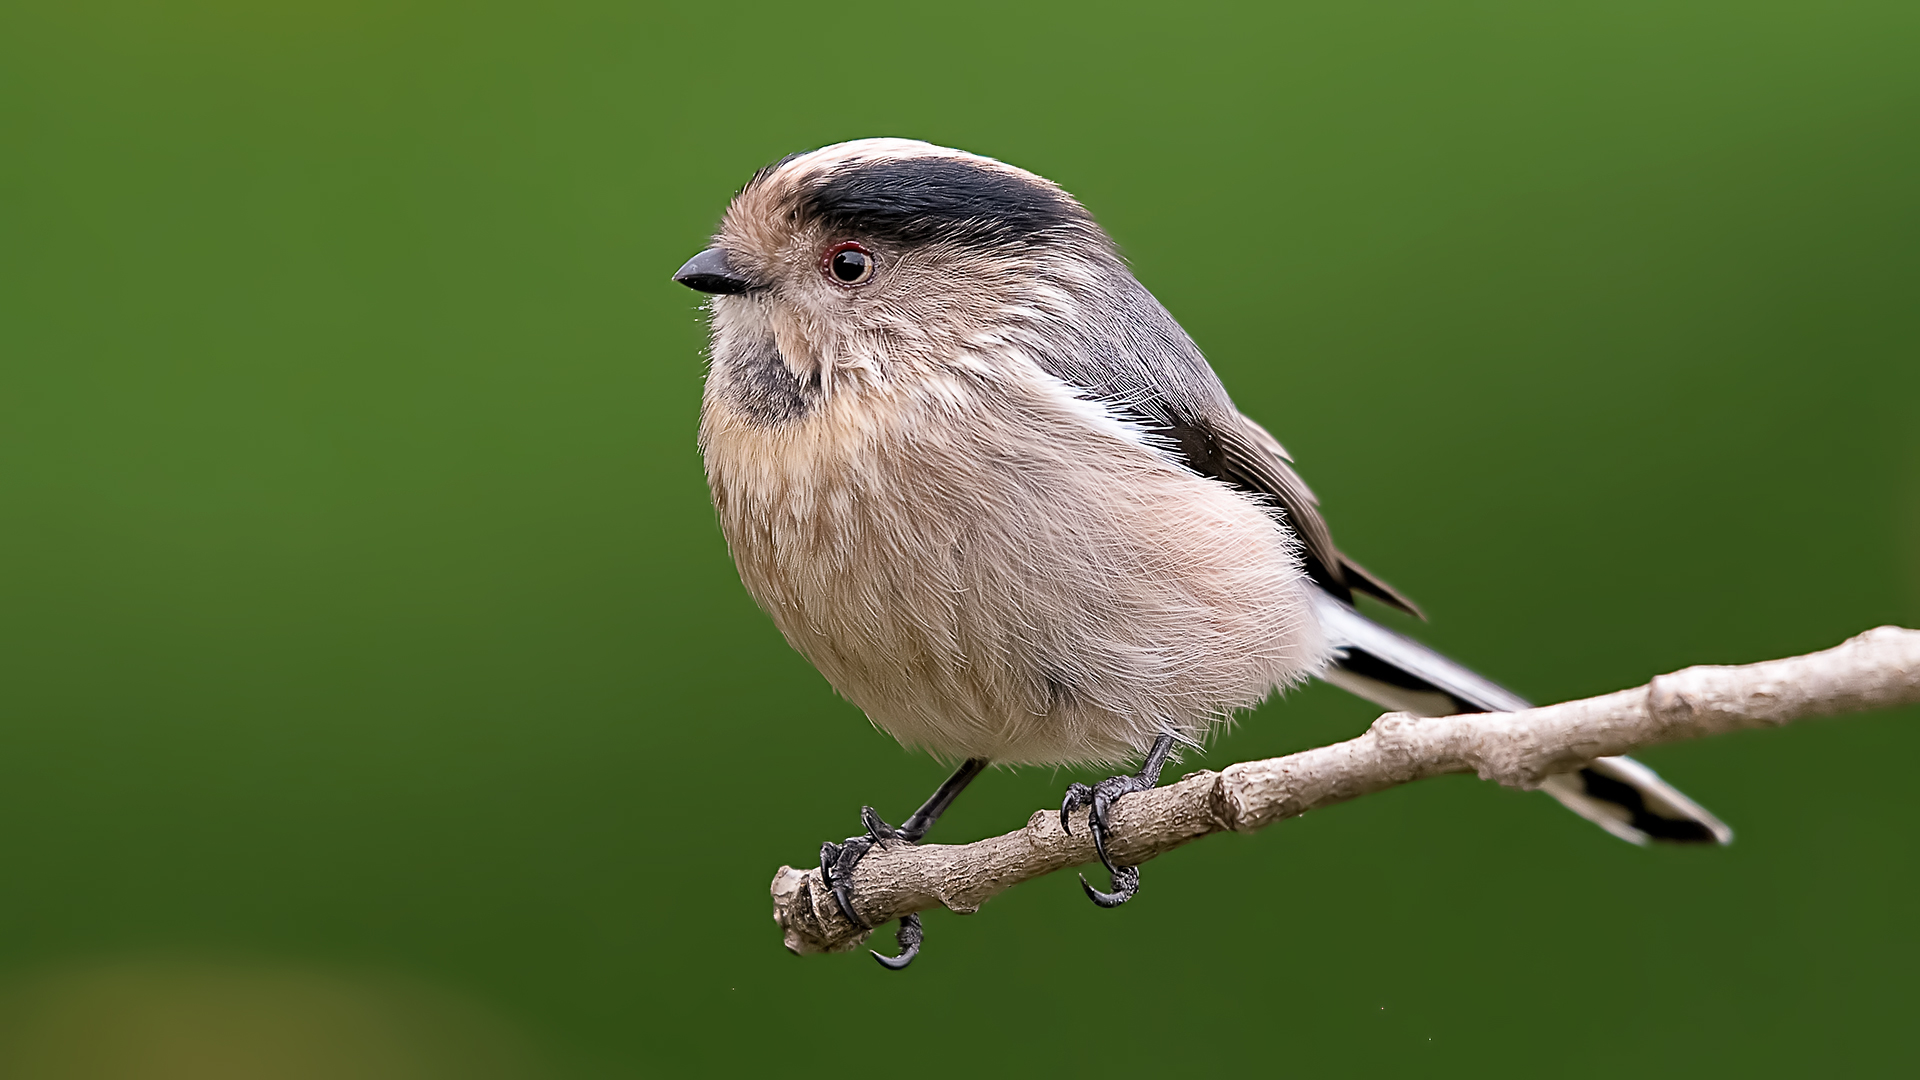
[822,241,875,286]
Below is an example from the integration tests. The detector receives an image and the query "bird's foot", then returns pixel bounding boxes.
[1059,734,1176,908]
[818,807,922,970]
[814,758,987,971]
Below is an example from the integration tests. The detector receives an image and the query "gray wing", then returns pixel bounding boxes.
[1034,274,1420,616]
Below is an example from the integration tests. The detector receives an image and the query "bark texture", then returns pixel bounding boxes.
[771,625,1920,956]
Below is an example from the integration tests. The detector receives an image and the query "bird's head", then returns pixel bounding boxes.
[675,139,1117,389]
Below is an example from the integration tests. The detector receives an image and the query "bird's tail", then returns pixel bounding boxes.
[1311,591,1732,846]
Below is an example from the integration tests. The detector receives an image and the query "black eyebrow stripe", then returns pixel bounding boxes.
[797,156,1090,246]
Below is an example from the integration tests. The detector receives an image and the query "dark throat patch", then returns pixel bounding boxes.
[720,335,819,426]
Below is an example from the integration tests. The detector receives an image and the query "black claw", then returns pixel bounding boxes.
[1082,803,1137,906]
[832,882,868,929]
[1060,782,1092,835]
[1080,864,1139,907]
[861,805,900,843]
[1089,816,1114,874]
[871,913,923,970]
[1062,734,1176,910]
[820,834,875,928]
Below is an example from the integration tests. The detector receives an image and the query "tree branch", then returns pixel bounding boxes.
[770,626,1920,956]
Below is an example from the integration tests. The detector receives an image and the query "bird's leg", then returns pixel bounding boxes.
[817,757,987,970]
[1059,733,1177,908]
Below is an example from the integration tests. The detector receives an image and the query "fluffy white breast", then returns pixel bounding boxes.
[699,310,1324,766]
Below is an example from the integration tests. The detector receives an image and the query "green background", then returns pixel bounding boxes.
[4,1,1918,1075]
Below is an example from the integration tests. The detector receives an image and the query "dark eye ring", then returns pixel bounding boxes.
[822,241,875,287]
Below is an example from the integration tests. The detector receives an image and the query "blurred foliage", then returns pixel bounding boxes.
[0,959,551,1080]
[1,1,1916,1075]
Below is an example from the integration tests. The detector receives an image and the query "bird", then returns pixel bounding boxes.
[673,138,1730,969]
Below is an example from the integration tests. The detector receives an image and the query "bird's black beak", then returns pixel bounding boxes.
[673,247,756,295]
